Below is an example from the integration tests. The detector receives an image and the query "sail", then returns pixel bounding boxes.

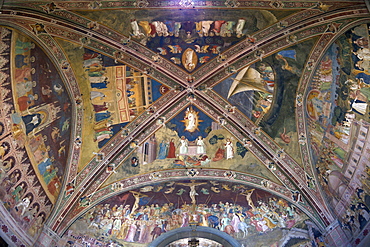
[227,66,269,98]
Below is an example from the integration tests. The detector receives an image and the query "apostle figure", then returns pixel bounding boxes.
[166,139,176,158]
[157,140,168,159]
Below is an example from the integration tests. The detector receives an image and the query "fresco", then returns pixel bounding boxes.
[82,49,166,149]
[10,30,73,202]
[1,2,370,246]
[79,8,283,71]
[213,40,315,166]
[306,23,370,236]
[66,180,312,247]
[104,105,280,185]
[56,40,169,168]
[0,27,53,239]
[213,61,275,124]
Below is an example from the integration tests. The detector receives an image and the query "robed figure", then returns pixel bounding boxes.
[167,139,176,158]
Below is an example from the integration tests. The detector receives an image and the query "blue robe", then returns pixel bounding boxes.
[95,112,111,122]
[356,73,370,85]
[15,55,28,68]
[38,158,52,175]
[91,82,107,89]
[22,114,42,134]
[278,50,296,59]
[158,142,168,159]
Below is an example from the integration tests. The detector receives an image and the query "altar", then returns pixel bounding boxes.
[179,142,205,156]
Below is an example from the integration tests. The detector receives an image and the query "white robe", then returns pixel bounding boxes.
[196,139,206,154]
[179,139,188,154]
[225,141,234,160]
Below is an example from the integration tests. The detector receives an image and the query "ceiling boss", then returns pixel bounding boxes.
[181,106,203,132]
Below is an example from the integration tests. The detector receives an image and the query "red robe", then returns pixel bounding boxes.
[212,148,224,162]
[167,141,176,158]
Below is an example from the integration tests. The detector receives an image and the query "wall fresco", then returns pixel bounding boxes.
[66,180,313,247]
[0,27,53,241]
[10,30,73,203]
[307,23,370,239]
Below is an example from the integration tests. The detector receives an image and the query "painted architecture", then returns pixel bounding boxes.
[0,0,370,246]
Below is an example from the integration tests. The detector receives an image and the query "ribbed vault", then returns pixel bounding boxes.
[0,1,369,247]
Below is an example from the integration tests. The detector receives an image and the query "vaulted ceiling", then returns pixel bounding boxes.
[0,1,370,246]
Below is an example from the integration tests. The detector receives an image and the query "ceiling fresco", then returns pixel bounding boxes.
[11,30,73,203]
[0,1,369,247]
[76,8,284,71]
[212,39,317,166]
[103,105,281,185]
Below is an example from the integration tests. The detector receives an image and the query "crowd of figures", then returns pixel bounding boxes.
[0,29,52,239]
[12,32,72,203]
[76,194,306,245]
[84,52,114,147]
[0,140,47,237]
[130,17,250,71]
[14,38,63,198]
[306,23,370,238]
[85,52,142,148]
[131,18,247,39]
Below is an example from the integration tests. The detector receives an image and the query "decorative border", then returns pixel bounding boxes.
[5,0,361,10]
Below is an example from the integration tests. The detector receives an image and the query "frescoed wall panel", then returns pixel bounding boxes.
[307,23,370,238]
[10,29,73,203]
[0,27,55,241]
[66,180,314,247]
